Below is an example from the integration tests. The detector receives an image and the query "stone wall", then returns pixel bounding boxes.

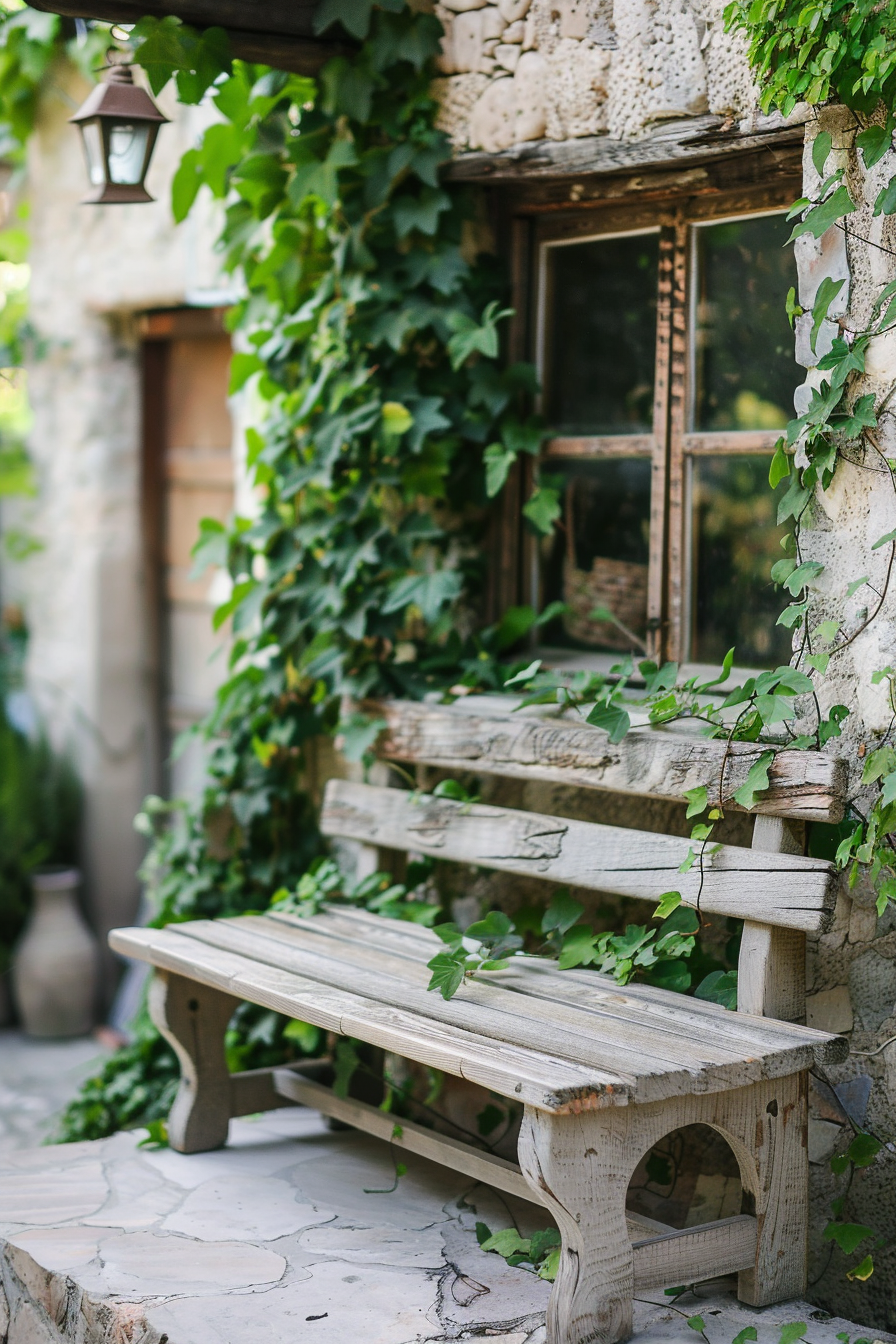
[791,106,896,1327]
[433,0,761,154]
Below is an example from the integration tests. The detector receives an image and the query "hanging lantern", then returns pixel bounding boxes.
[70,64,169,205]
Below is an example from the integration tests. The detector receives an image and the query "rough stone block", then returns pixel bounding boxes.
[498,0,530,21]
[808,1118,843,1166]
[453,10,485,71]
[806,985,854,1033]
[481,6,508,39]
[495,43,521,71]
[849,949,896,1030]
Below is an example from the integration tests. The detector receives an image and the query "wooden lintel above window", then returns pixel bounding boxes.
[28,0,354,74]
[450,117,804,212]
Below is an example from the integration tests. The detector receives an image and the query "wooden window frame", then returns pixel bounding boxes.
[520,182,800,666]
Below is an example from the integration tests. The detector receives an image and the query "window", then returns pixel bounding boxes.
[531,194,799,669]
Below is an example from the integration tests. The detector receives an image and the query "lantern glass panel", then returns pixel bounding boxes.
[81,121,105,187]
[107,122,150,185]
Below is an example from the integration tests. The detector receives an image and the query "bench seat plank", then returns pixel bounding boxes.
[185,916,808,1097]
[110,924,625,1113]
[321,780,838,933]
[373,700,847,823]
[111,910,844,1111]
[263,908,848,1066]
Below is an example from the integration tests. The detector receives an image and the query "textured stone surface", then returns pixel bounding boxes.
[437,0,780,151]
[0,1110,893,1344]
[0,1033,105,1158]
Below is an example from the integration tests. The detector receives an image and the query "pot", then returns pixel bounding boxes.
[12,867,98,1037]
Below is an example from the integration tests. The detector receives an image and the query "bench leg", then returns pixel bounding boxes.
[518,1105,634,1344]
[148,971,240,1153]
[730,1071,808,1306]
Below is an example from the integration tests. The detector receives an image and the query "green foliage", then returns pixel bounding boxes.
[475,1219,561,1280]
[0,699,80,967]
[725,0,896,116]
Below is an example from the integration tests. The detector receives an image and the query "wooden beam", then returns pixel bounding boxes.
[371,700,848,823]
[446,116,805,185]
[28,0,353,75]
[321,779,839,932]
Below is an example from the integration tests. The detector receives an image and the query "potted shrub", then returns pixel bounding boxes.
[0,703,94,1036]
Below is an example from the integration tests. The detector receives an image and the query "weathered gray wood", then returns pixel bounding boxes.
[262,908,847,1066]
[520,1073,806,1344]
[631,1215,757,1290]
[148,971,237,1153]
[738,816,808,1021]
[321,779,839,932]
[112,925,618,1112]
[372,700,847,823]
[184,914,822,1100]
[445,116,804,184]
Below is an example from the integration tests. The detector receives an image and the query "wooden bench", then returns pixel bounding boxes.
[110,700,849,1344]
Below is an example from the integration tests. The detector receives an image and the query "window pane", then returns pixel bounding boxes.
[543,458,651,651]
[544,234,659,435]
[690,455,791,667]
[693,215,798,432]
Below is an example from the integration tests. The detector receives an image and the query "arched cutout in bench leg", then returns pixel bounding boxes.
[148,970,239,1153]
[518,1105,634,1344]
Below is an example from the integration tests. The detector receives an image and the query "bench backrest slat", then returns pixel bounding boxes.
[371,700,847,824]
[321,779,838,934]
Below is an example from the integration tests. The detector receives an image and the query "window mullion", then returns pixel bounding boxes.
[664,219,690,665]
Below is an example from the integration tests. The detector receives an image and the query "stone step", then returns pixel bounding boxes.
[0,1111,892,1344]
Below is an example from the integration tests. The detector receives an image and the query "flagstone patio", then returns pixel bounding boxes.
[0,1102,893,1344]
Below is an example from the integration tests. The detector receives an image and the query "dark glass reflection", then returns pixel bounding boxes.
[543,457,651,651]
[690,455,792,667]
[693,214,798,431]
[544,234,659,435]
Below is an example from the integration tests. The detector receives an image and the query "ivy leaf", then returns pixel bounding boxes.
[819,704,849,746]
[683,786,707,819]
[789,186,856,241]
[446,301,512,370]
[857,118,894,169]
[381,401,414,436]
[769,439,791,487]
[392,185,451,239]
[382,569,462,623]
[732,1330,758,1344]
[874,177,896,217]
[522,485,561,535]
[481,1228,530,1258]
[484,443,516,498]
[314,0,376,39]
[872,526,896,550]
[805,652,830,673]
[783,560,824,594]
[810,276,845,354]
[778,1326,808,1344]
[815,619,839,642]
[847,1254,875,1282]
[733,750,775,809]
[426,949,466,1000]
[337,714,386,763]
[811,130,832,176]
[585,702,631,744]
[653,890,682,919]
[687,1317,706,1335]
[695,969,738,1010]
[823,1223,876,1255]
[847,576,870,598]
[558,925,599,969]
[777,601,808,629]
[542,888,585,936]
[847,1133,882,1168]
[504,659,542,687]
[776,478,811,526]
[785,285,804,328]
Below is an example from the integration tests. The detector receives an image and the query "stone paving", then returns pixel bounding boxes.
[0,1032,108,1156]
[0,1104,894,1344]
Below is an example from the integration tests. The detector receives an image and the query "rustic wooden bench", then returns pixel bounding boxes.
[110,699,849,1344]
